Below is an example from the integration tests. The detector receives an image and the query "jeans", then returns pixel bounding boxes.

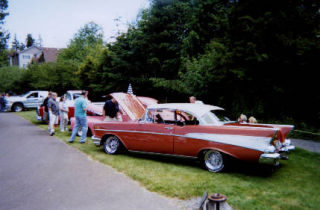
[69,116,87,143]
[60,112,68,131]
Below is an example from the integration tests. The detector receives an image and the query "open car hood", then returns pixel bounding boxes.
[110,93,146,121]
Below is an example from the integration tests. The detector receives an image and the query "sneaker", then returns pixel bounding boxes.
[50,132,55,136]
[68,141,74,143]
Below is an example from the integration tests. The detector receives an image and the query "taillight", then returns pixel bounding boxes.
[272,139,282,150]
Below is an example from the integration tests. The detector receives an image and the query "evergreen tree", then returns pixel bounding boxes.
[11,34,20,51]
[26,34,35,48]
[0,0,9,67]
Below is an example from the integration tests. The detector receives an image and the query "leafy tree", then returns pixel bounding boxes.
[0,0,9,67]
[26,33,35,48]
[58,22,104,65]
[0,66,24,92]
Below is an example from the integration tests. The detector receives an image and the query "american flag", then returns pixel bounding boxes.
[127,83,134,95]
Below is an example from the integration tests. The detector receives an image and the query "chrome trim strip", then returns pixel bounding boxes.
[128,150,197,159]
[91,136,101,146]
[91,135,101,141]
[94,129,273,152]
[223,125,279,131]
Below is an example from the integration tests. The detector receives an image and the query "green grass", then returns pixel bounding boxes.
[17,111,320,210]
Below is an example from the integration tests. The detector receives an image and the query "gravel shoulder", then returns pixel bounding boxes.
[291,138,320,153]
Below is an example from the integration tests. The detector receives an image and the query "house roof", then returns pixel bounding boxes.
[41,47,60,63]
[8,46,61,63]
[19,45,42,54]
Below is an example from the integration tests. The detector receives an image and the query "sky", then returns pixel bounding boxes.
[4,0,150,48]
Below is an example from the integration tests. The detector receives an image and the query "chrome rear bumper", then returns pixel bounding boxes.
[91,136,101,146]
[259,139,295,165]
[259,153,280,165]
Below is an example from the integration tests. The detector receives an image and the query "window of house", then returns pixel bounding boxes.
[23,55,31,59]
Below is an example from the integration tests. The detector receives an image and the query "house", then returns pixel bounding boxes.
[9,46,61,68]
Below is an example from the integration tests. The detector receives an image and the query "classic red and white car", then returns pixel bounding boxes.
[91,103,295,172]
[70,92,158,136]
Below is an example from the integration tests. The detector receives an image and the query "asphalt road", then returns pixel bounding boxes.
[0,113,180,210]
[292,138,320,153]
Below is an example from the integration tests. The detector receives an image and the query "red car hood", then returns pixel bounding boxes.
[110,93,146,121]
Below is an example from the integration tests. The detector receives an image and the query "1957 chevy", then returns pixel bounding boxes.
[92,103,295,172]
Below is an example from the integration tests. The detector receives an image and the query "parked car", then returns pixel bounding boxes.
[7,90,49,112]
[91,103,295,172]
[36,90,93,122]
[70,92,158,136]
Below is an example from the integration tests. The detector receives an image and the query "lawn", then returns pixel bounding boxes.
[17,111,320,210]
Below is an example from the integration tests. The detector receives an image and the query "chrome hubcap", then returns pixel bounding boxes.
[15,106,22,112]
[77,127,82,136]
[105,137,119,153]
[204,150,223,172]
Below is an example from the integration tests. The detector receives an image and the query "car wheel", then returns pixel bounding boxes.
[104,136,120,154]
[12,103,23,112]
[203,150,225,173]
[76,127,91,137]
[77,127,82,136]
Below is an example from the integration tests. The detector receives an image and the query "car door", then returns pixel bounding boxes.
[124,110,175,154]
[25,92,39,108]
[36,93,45,107]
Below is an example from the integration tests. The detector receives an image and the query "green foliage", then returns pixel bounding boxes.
[0,66,24,92]
[4,1,320,130]
[58,22,104,65]
[18,62,80,95]
[0,0,9,67]
[26,34,35,48]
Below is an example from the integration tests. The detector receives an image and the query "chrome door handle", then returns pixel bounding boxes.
[165,127,173,130]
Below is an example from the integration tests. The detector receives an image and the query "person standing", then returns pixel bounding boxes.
[59,96,69,132]
[0,93,4,112]
[42,92,52,124]
[48,92,59,136]
[103,97,121,121]
[69,91,87,143]
[189,96,204,104]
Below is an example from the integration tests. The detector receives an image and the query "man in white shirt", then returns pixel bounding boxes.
[189,96,204,104]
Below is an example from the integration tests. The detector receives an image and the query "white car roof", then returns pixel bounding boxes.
[147,103,224,117]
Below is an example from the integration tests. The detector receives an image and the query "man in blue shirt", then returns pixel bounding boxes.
[69,91,88,143]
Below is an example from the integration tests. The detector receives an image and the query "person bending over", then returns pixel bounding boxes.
[103,98,122,121]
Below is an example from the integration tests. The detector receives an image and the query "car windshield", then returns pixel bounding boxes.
[22,91,31,97]
[212,110,231,123]
[201,110,231,125]
[73,93,81,100]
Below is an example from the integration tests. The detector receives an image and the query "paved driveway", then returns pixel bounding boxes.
[0,113,179,210]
